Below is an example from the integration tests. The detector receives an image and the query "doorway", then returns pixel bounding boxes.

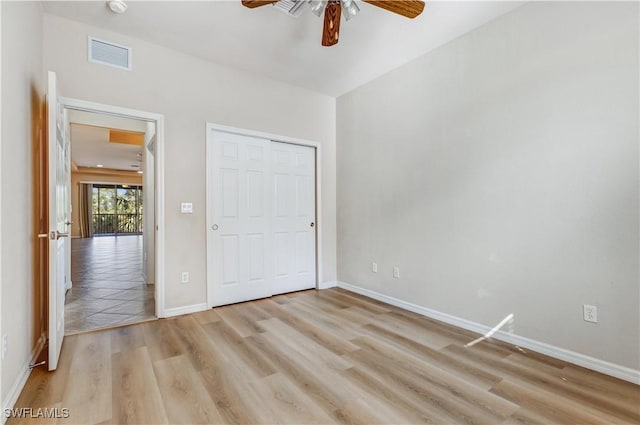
[60,102,163,334]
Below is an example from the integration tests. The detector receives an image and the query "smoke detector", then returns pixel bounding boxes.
[107,0,127,14]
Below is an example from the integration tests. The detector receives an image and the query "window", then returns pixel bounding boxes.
[92,184,143,235]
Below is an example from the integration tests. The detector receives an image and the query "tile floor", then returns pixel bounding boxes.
[65,235,155,334]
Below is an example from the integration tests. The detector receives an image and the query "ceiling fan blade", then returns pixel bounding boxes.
[322,1,342,47]
[363,0,425,19]
[241,0,279,8]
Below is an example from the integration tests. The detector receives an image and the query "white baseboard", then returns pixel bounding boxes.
[1,366,30,425]
[162,302,208,318]
[337,281,640,385]
[317,280,337,290]
[1,333,47,424]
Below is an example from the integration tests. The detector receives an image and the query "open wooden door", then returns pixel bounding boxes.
[45,71,71,370]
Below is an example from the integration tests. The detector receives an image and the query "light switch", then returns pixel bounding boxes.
[181,202,193,214]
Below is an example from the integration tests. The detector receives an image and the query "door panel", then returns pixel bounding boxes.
[247,171,264,217]
[247,233,265,281]
[296,175,312,217]
[47,71,70,371]
[274,173,290,217]
[221,235,240,285]
[271,142,316,295]
[209,133,272,306]
[295,231,310,273]
[207,132,316,306]
[222,169,239,217]
[274,232,289,277]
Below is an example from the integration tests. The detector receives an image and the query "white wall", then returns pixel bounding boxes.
[1,0,44,407]
[337,1,639,370]
[43,14,337,311]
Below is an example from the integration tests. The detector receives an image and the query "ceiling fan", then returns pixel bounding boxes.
[241,0,426,47]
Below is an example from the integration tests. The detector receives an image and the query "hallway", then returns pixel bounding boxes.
[65,235,155,334]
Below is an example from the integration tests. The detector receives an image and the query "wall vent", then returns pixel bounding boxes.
[272,0,305,17]
[88,36,132,71]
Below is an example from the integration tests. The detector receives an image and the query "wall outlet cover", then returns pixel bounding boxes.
[393,266,400,279]
[583,304,598,323]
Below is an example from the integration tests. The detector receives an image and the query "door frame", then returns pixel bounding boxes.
[205,122,323,309]
[61,97,167,318]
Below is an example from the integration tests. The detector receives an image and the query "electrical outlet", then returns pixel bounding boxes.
[2,335,8,360]
[372,262,378,273]
[393,266,400,279]
[583,305,597,323]
[181,272,190,284]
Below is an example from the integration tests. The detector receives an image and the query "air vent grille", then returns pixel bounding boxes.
[88,37,132,71]
[272,0,305,17]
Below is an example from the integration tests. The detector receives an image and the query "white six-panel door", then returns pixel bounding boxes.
[207,131,316,307]
[271,142,316,295]
[208,132,272,306]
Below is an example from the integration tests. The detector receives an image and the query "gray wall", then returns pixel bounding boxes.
[337,1,639,369]
[43,14,337,311]
[1,1,44,404]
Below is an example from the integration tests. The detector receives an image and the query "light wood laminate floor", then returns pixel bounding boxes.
[13,288,640,424]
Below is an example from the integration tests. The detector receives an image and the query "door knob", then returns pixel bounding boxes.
[310,222,315,228]
[38,231,69,240]
[212,224,219,231]
[65,220,74,226]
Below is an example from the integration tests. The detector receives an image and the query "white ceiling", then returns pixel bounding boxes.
[69,110,149,171]
[43,0,525,96]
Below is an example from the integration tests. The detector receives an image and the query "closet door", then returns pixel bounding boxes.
[271,142,317,295]
[208,132,272,306]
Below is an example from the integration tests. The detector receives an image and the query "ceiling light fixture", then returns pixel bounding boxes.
[308,0,327,17]
[107,0,127,14]
[341,0,360,21]
[243,0,425,47]
[96,164,104,168]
